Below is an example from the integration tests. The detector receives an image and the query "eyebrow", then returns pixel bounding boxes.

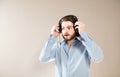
[62,25,73,27]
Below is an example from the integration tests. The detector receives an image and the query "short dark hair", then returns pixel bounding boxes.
[58,15,78,32]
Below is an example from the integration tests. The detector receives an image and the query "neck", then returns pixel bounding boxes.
[66,38,75,48]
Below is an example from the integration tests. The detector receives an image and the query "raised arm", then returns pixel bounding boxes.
[75,21,104,62]
[39,25,60,62]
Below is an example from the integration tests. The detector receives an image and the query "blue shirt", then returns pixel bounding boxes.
[39,32,104,77]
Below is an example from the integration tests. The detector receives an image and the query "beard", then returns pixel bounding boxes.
[62,33,76,41]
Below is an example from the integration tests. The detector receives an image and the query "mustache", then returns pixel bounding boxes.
[63,34,70,36]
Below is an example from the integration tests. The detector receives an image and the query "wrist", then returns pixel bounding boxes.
[50,34,58,38]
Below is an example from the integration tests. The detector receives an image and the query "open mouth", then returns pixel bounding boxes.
[64,34,69,36]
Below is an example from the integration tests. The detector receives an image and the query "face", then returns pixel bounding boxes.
[61,21,76,41]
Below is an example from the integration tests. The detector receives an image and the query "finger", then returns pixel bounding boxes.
[75,26,79,29]
[75,21,81,25]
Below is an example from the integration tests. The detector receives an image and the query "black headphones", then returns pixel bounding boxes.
[58,15,80,37]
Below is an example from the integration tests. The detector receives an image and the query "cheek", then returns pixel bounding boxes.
[62,31,67,35]
[69,29,75,34]
[63,30,75,35]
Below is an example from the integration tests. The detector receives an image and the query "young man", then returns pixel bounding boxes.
[39,15,104,77]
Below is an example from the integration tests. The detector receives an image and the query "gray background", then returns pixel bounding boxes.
[0,0,120,77]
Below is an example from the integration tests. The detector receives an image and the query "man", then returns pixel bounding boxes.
[39,15,104,77]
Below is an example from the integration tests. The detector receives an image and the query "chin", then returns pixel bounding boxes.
[64,37,74,41]
[64,38,70,41]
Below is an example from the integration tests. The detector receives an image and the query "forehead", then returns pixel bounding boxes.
[61,21,73,27]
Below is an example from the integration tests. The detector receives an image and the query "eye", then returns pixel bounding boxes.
[67,26,72,30]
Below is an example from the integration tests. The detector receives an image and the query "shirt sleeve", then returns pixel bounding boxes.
[39,35,57,62]
[78,32,104,63]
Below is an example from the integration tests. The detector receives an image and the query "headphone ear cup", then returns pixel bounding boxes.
[74,25,80,37]
[75,28,80,36]
[58,26,62,33]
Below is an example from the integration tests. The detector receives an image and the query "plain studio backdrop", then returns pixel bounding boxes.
[0,0,120,77]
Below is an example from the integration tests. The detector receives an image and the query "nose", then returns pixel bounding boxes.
[62,28,68,34]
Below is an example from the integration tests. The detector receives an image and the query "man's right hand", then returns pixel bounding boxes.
[51,24,61,37]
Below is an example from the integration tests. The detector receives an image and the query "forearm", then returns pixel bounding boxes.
[39,35,57,62]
